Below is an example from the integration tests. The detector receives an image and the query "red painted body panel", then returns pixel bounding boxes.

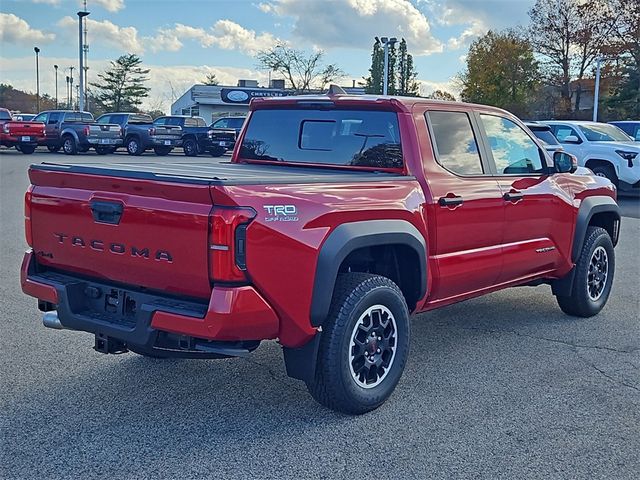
[20,251,58,304]
[22,95,618,349]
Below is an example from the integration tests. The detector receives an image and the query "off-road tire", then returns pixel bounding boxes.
[154,146,172,156]
[591,164,618,187]
[556,226,615,317]
[126,136,143,156]
[307,273,410,414]
[183,138,199,156]
[62,135,77,155]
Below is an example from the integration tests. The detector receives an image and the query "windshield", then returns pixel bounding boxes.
[530,128,559,146]
[578,124,632,142]
[240,109,403,169]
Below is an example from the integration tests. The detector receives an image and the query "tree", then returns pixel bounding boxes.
[458,30,540,117]
[145,109,165,119]
[427,90,456,101]
[0,84,55,113]
[202,73,219,86]
[363,38,418,96]
[256,44,344,92]
[396,39,419,96]
[528,0,617,115]
[90,54,150,112]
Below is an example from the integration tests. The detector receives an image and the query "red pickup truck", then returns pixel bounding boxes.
[21,93,620,414]
[0,108,45,154]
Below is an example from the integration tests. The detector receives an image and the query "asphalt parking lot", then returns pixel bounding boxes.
[1,147,639,479]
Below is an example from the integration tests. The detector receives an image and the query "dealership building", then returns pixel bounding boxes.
[170,80,366,123]
[170,80,290,123]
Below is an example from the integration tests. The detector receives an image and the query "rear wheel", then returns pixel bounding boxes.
[47,145,60,153]
[153,146,172,156]
[19,144,36,154]
[62,135,77,155]
[591,164,618,187]
[556,226,615,317]
[306,273,410,414]
[183,138,199,156]
[126,136,143,155]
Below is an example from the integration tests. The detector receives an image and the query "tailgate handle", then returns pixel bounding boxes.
[90,200,123,225]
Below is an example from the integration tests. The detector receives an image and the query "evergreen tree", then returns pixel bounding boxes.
[90,54,150,112]
[396,39,419,96]
[203,73,220,86]
[364,39,384,94]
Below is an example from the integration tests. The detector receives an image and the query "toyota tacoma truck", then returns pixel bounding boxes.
[95,113,183,156]
[21,93,621,414]
[0,107,45,154]
[33,110,122,155]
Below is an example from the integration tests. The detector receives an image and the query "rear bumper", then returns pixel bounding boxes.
[20,251,279,348]
[150,137,182,147]
[87,138,123,146]
[2,135,42,146]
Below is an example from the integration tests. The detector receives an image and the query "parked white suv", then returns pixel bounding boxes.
[542,121,640,192]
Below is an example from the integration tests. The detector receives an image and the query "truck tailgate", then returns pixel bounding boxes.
[8,121,45,137]
[89,124,121,139]
[28,167,213,299]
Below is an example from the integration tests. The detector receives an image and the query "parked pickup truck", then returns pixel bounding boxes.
[22,93,621,414]
[32,110,122,155]
[0,107,45,154]
[543,120,640,193]
[210,116,245,155]
[96,113,182,156]
[152,115,233,157]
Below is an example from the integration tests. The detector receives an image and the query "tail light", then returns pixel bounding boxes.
[208,206,256,283]
[149,127,156,136]
[24,185,34,247]
[83,125,90,136]
[119,126,123,137]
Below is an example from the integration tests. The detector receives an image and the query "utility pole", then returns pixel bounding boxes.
[66,76,70,108]
[78,10,90,111]
[593,55,602,122]
[69,67,74,109]
[83,0,89,111]
[34,47,40,112]
[380,37,397,95]
[54,65,59,108]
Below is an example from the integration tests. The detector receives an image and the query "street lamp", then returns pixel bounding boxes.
[66,76,70,108]
[77,10,90,111]
[69,66,74,109]
[379,37,397,95]
[54,64,59,108]
[34,46,40,112]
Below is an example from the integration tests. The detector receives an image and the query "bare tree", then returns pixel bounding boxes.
[256,44,344,92]
[528,0,617,114]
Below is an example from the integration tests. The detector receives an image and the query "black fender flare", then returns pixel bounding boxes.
[60,128,79,143]
[309,219,427,327]
[572,196,620,262]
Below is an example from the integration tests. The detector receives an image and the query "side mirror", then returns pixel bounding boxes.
[563,135,581,144]
[553,151,578,173]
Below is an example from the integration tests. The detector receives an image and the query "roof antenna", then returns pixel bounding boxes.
[327,84,347,95]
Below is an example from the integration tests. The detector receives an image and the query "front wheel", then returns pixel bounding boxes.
[209,146,226,157]
[591,164,618,187]
[307,273,410,414]
[556,226,615,317]
[183,138,199,156]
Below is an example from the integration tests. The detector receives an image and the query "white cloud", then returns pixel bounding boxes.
[418,79,460,98]
[30,0,60,4]
[86,0,125,12]
[57,16,145,54]
[0,13,56,44]
[148,20,279,55]
[260,0,443,55]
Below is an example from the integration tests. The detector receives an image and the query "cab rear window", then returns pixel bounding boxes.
[240,109,403,169]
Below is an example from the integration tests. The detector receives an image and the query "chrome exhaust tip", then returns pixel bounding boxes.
[42,311,65,330]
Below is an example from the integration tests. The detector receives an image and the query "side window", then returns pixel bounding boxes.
[427,111,484,175]
[33,113,48,123]
[64,112,79,122]
[48,112,61,124]
[109,114,125,125]
[184,118,196,127]
[480,114,545,175]
[96,115,111,124]
[197,118,206,127]
[214,119,228,129]
[153,117,167,125]
[553,125,581,143]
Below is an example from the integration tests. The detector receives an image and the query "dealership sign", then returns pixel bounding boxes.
[220,88,289,104]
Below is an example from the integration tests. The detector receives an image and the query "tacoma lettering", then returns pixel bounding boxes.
[53,233,172,262]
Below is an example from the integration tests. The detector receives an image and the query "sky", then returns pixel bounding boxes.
[0,0,535,112]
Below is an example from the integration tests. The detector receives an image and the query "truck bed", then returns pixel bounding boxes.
[30,161,411,186]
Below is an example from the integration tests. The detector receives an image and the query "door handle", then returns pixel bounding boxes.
[90,200,123,225]
[503,191,524,202]
[438,195,464,207]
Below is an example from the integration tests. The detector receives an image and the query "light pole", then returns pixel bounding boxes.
[593,55,602,122]
[380,37,397,95]
[54,64,59,108]
[66,76,70,108]
[34,47,40,112]
[69,66,74,109]
[77,10,90,111]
